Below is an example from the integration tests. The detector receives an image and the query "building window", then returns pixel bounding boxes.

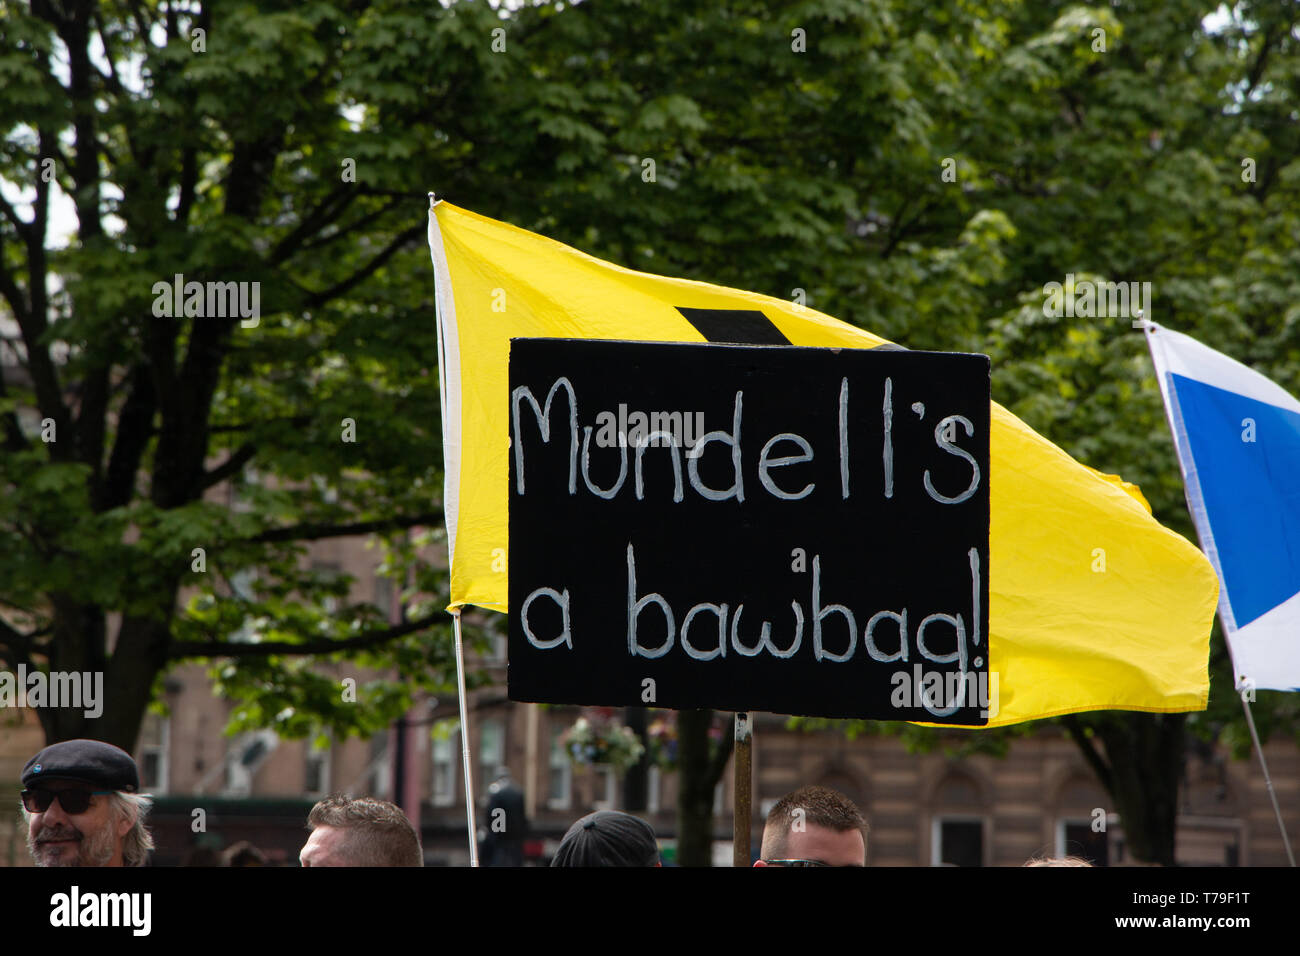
[374,572,395,622]
[479,719,505,795]
[368,732,391,799]
[312,561,343,614]
[647,766,661,815]
[593,766,617,811]
[304,741,332,797]
[548,726,571,810]
[231,466,259,512]
[1058,818,1109,866]
[432,730,457,807]
[932,817,984,867]
[137,712,170,794]
[222,730,277,797]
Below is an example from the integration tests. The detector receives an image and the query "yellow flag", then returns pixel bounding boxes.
[428,200,1217,727]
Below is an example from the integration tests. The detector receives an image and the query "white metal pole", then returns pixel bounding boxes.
[452,607,479,866]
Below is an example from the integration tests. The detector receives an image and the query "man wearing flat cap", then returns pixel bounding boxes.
[21,738,155,867]
[550,810,662,867]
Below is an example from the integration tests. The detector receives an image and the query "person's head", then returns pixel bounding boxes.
[1025,855,1093,867]
[754,785,867,867]
[550,810,661,867]
[21,739,154,868]
[223,840,267,867]
[301,794,424,867]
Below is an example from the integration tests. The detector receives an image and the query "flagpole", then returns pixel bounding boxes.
[451,607,480,866]
[1237,681,1295,865]
[429,190,478,865]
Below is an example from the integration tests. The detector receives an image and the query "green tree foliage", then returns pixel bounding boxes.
[2,0,1297,865]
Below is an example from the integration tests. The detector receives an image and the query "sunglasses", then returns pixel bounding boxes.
[762,858,829,867]
[761,859,864,867]
[21,788,113,814]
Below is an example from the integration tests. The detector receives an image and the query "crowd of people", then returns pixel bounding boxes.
[19,738,1091,867]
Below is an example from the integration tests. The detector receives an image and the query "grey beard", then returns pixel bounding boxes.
[28,822,116,867]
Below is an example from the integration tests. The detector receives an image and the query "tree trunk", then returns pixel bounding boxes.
[1093,713,1184,865]
[675,709,735,866]
[622,706,649,812]
[1064,712,1185,866]
[676,709,715,866]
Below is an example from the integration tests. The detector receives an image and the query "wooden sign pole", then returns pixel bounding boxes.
[733,712,752,867]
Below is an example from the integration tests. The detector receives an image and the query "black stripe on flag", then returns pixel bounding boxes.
[675,307,792,345]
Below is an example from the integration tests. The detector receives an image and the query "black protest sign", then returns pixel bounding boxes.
[507,339,992,724]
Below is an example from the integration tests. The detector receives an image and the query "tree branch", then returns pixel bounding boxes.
[298,196,405,254]
[99,363,156,510]
[268,185,358,267]
[168,611,443,660]
[197,441,258,491]
[247,511,443,544]
[92,10,128,97]
[304,222,426,307]
[0,248,30,326]
[1242,23,1280,100]
[209,413,312,434]
[1061,714,1113,793]
[0,193,33,241]
[0,356,30,453]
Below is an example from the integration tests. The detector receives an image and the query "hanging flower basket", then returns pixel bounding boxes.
[646,713,726,772]
[646,717,679,770]
[561,715,645,773]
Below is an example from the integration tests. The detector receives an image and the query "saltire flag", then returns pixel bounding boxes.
[428,200,1219,727]
[1146,322,1300,691]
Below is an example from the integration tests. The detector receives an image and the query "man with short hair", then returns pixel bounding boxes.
[21,738,154,867]
[753,785,867,867]
[300,794,424,867]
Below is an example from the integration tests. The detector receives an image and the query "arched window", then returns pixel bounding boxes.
[930,774,987,866]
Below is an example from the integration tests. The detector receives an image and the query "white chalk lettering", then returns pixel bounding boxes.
[512,378,578,495]
[839,377,850,499]
[812,555,857,662]
[634,431,685,502]
[686,391,745,501]
[520,587,573,650]
[757,433,814,500]
[626,543,675,658]
[923,414,980,504]
[680,603,728,661]
[730,603,804,658]
[864,609,908,663]
[882,377,894,498]
[581,425,628,498]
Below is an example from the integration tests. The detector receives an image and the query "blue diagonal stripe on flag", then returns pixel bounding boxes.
[1169,374,1300,627]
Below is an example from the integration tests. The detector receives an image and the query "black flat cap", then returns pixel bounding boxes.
[22,739,139,792]
[550,810,659,867]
